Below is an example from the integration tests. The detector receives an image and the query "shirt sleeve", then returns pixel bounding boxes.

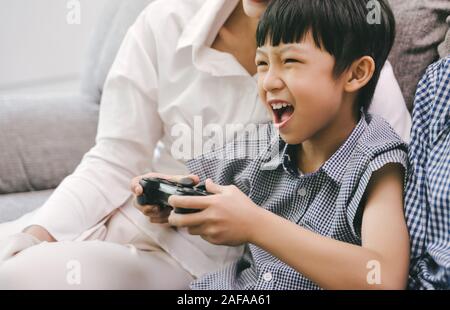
[405,58,450,290]
[28,11,164,241]
[370,61,412,143]
[345,146,408,240]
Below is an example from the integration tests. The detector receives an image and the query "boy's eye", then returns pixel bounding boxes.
[284,58,300,64]
[256,60,268,67]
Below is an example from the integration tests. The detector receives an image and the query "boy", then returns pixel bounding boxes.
[134,0,410,289]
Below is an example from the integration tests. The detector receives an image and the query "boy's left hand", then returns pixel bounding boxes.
[168,179,261,246]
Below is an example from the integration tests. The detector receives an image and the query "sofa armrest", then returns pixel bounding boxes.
[0,94,99,194]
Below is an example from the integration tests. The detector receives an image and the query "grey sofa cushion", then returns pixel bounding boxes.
[0,189,53,223]
[0,94,98,194]
[388,0,450,111]
[80,0,155,101]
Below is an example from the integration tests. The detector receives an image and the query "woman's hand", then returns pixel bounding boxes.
[23,225,56,242]
[168,179,262,246]
[0,232,42,262]
[0,225,56,262]
[130,172,200,224]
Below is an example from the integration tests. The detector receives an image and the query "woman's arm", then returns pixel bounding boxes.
[249,163,410,289]
[27,11,164,241]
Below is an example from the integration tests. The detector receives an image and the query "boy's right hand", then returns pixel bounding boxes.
[130,172,200,224]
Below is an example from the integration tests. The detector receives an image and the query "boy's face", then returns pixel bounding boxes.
[256,32,349,145]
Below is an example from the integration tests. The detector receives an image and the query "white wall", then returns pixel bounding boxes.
[0,0,107,95]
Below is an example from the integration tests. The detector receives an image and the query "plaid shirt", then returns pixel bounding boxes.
[186,113,407,290]
[405,57,450,290]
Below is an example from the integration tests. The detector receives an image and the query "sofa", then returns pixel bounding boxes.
[0,0,449,223]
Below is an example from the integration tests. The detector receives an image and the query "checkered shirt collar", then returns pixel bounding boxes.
[261,113,368,184]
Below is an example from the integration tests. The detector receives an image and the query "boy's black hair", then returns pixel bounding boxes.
[256,0,396,112]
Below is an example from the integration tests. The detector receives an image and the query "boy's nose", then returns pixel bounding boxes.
[262,69,284,92]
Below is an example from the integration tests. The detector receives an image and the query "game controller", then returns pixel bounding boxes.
[137,177,211,214]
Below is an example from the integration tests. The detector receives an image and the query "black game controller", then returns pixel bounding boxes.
[137,177,211,214]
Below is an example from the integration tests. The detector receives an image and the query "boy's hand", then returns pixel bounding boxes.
[130,172,200,224]
[168,179,261,246]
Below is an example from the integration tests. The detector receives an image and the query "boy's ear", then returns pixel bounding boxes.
[344,56,375,93]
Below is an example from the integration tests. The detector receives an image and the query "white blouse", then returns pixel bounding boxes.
[25,0,411,276]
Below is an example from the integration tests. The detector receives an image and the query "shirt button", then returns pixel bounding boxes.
[298,187,307,197]
[263,272,273,282]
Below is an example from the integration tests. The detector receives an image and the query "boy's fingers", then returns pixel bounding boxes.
[152,207,172,217]
[168,195,210,210]
[133,199,145,212]
[205,179,223,194]
[150,217,169,224]
[134,203,168,217]
[142,205,158,215]
[168,211,205,228]
[186,174,201,184]
[130,176,143,193]
[134,184,143,195]
[150,214,170,222]
[169,174,200,185]
[187,225,204,236]
[136,204,156,215]
[144,205,173,216]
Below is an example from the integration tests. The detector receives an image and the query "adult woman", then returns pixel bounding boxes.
[0,0,410,289]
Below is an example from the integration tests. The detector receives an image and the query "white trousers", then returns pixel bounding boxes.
[0,210,194,289]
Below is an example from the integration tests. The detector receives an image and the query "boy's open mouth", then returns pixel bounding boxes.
[269,100,295,128]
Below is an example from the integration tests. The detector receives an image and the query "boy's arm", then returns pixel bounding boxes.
[249,163,410,289]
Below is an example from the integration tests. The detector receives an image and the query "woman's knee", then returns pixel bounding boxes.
[0,240,193,289]
[0,241,129,289]
[0,241,68,289]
